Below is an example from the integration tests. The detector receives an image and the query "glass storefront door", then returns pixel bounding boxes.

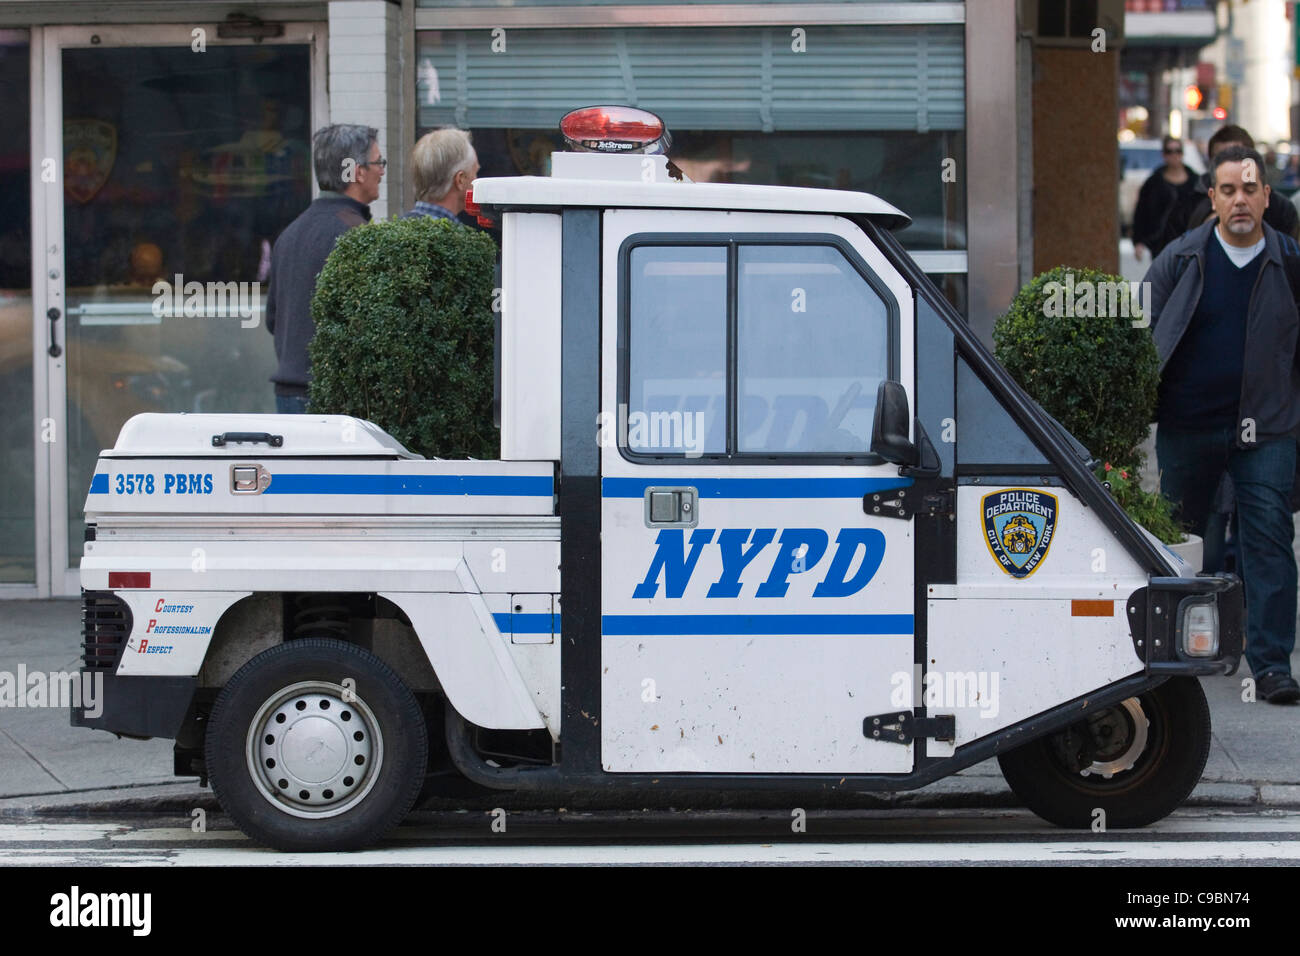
[45,25,322,593]
[0,32,32,586]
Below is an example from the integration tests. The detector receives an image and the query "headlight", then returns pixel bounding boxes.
[1178,596,1218,658]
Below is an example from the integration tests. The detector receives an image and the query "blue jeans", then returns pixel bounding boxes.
[1157,425,1297,678]
[275,392,309,414]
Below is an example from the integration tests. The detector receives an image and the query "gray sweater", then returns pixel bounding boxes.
[265,192,371,393]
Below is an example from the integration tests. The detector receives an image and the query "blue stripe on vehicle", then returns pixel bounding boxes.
[88,474,109,494]
[600,477,913,499]
[492,612,555,634]
[262,474,553,496]
[601,613,914,636]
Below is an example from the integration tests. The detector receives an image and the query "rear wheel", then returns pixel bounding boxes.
[205,637,427,851]
[997,677,1210,829]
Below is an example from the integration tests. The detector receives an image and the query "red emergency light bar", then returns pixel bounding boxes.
[559,106,671,154]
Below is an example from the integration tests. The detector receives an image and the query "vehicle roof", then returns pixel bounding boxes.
[471,175,912,229]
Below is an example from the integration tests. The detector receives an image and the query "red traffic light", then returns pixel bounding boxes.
[1184,85,1204,111]
[1212,106,1227,120]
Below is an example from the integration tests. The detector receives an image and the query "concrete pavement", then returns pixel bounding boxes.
[0,598,1296,818]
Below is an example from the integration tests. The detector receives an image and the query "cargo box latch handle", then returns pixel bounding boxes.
[212,431,284,448]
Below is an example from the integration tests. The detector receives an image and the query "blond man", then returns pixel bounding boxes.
[402,128,480,222]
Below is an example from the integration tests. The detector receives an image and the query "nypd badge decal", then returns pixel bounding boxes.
[982,489,1058,579]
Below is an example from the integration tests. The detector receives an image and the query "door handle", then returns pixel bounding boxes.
[212,431,285,448]
[47,307,61,358]
[644,486,698,527]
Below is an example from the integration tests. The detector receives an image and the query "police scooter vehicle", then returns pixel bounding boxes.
[73,107,1242,851]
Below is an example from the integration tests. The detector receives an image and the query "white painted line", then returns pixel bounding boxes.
[0,839,1286,867]
[0,823,128,842]
[108,828,249,843]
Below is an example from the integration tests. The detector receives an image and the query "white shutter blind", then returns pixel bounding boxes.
[417,25,964,132]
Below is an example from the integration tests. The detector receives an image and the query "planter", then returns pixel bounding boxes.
[1164,533,1203,573]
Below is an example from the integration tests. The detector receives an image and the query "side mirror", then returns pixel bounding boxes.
[870,380,919,467]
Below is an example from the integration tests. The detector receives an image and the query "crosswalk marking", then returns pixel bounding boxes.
[0,840,1296,866]
[0,810,1293,865]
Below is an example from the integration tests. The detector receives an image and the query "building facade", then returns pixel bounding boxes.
[0,0,1117,597]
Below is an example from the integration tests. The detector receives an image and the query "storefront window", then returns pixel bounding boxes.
[418,0,957,5]
[415,24,966,252]
[61,44,313,560]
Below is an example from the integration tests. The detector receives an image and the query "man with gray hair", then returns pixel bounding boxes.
[401,128,479,222]
[266,123,385,412]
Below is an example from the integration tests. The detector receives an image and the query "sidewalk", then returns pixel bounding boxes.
[0,598,1296,816]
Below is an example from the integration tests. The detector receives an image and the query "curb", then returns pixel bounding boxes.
[0,783,217,818]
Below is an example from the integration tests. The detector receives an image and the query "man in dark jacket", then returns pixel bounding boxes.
[1178,125,1298,239]
[265,124,385,412]
[1144,145,1300,703]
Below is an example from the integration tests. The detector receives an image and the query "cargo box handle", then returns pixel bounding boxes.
[212,431,284,448]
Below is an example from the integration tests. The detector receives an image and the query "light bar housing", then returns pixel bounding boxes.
[559,106,671,155]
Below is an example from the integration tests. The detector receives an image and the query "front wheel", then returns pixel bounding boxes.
[205,637,428,851]
[997,677,1211,829]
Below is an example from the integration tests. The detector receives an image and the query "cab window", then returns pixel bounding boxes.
[626,245,728,455]
[622,237,895,460]
[737,244,889,454]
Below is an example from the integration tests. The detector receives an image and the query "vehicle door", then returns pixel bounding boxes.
[599,208,917,774]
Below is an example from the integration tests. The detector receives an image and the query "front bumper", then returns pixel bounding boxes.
[70,589,195,739]
[1127,574,1244,676]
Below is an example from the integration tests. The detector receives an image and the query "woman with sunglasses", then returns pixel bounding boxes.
[1133,136,1200,262]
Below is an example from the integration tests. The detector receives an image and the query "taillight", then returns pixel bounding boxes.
[464,186,495,228]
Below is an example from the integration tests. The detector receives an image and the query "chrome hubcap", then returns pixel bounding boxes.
[246,681,383,819]
[1079,697,1149,779]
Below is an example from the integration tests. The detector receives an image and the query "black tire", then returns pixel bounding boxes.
[205,637,427,851]
[997,678,1211,829]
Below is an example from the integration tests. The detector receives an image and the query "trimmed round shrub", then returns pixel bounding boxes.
[993,265,1159,466]
[308,216,497,459]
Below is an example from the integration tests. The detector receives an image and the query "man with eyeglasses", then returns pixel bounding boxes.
[266,124,386,413]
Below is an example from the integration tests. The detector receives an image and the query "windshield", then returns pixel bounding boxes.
[1122,143,1204,175]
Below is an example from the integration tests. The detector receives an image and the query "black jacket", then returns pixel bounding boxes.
[1179,173,1299,239]
[1133,166,1202,256]
[265,193,371,391]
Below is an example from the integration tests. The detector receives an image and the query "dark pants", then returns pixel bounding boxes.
[1157,425,1297,678]
[275,392,309,414]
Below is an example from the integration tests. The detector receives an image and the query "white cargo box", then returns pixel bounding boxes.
[85,413,555,518]
[104,413,420,459]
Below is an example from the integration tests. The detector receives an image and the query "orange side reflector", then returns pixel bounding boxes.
[1072,599,1113,617]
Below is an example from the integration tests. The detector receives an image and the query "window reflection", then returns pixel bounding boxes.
[61,44,313,563]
